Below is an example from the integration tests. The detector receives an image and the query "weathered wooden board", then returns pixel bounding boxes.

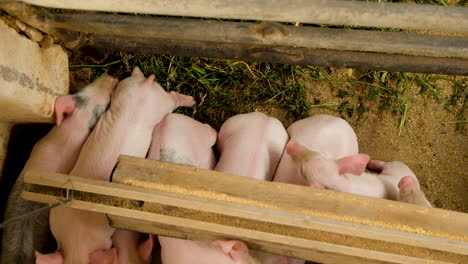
[1,2,467,75]
[21,155,468,264]
[18,0,468,33]
[47,13,468,59]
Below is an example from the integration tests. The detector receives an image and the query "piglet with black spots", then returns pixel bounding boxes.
[38,68,195,264]
[152,112,291,264]
[2,72,118,264]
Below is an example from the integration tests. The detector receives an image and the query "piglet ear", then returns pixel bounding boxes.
[89,248,117,264]
[336,154,370,175]
[215,240,250,262]
[35,251,63,264]
[132,67,144,76]
[285,140,313,162]
[138,234,155,262]
[54,95,76,126]
[169,91,196,108]
[146,75,155,84]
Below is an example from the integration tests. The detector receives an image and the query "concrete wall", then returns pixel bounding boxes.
[0,19,69,123]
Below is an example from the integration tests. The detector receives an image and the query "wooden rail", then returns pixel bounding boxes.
[18,0,468,33]
[21,155,468,264]
[1,2,467,75]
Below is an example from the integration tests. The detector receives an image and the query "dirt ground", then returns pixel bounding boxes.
[71,64,468,213]
[258,68,467,213]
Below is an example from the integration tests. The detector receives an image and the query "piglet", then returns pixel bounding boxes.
[148,113,217,169]
[111,230,155,264]
[280,114,423,201]
[155,112,289,264]
[215,112,288,180]
[1,72,118,264]
[215,112,295,264]
[273,114,367,190]
[40,68,195,264]
[145,113,218,263]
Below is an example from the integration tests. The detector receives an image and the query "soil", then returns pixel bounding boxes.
[69,67,467,213]
[257,68,467,213]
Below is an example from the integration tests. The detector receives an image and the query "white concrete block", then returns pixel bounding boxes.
[0,20,69,123]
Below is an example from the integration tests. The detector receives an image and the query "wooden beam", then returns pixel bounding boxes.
[92,35,468,75]
[4,3,468,59]
[21,155,468,264]
[47,12,468,59]
[2,3,467,75]
[18,0,468,33]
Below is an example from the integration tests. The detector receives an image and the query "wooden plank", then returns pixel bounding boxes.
[21,159,468,263]
[2,3,467,75]
[20,189,458,264]
[92,36,468,75]
[18,0,468,33]
[109,215,443,264]
[22,191,408,264]
[50,13,468,59]
[113,156,468,242]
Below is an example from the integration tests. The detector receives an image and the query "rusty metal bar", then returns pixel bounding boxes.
[18,0,468,33]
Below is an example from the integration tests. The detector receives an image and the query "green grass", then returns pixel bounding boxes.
[68,0,466,132]
[86,54,312,129]
[70,51,466,134]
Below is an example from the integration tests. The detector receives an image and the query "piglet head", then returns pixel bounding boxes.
[286,140,338,189]
[54,71,118,129]
[109,67,154,108]
[286,140,369,191]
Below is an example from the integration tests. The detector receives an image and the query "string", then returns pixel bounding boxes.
[0,180,73,229]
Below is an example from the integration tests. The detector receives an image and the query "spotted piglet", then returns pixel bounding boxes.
[2,72,118,264]
[39,68,195,264]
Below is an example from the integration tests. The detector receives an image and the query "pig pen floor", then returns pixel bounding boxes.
[0,60,465,264]
[256,69,467,213]
[69,59,467,213]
